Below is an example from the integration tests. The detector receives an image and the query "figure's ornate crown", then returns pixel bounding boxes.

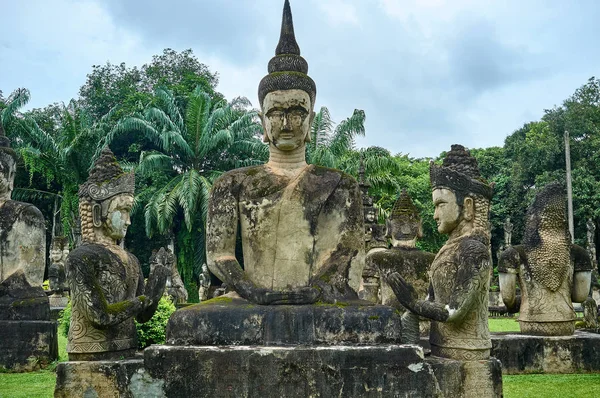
[390,189,419,221]
[258,0,316,106]
[430,145,493,200]
[79,147,134,201]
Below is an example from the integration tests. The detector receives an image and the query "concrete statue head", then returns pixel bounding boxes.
[258,0,315,150]
[387,189,422,247]
[78,147,135,245]
[430,145,493,238]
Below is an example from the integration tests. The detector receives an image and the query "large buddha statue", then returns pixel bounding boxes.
[206,0,364,305]
[498,182,592,335]
[386,145,494,360]
[66,147,169,360]
[369,189,435,343]
[0,124,45,286]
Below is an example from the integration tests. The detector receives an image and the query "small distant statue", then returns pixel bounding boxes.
[66,147,169,360]
[587,218,597,267]
[48,236,69,307]
[160,248,187,304]
[385,145,494,360]
[368,189,435,343]
[198,264,211,302]
[499,183,593,336]
[503,217,513,247]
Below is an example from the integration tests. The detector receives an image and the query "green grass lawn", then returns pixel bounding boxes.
[504,374,600,398]
[489,317,521,332]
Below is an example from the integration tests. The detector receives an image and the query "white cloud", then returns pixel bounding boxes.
[317,0,360,26]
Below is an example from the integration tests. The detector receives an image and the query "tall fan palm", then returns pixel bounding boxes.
[103,86,267,289]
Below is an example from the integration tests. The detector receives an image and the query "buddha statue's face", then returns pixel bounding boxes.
[388,218,421,242]
[433,188,462,235]
[261,89,313,151]
[103,194,134,241]
[0,153,16,198]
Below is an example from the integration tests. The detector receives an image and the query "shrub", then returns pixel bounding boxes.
[135,295,176,349]
[58,295,176,349]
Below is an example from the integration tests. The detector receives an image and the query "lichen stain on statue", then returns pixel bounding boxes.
[367,189,435,343]
[385,145,494,361]
[498,182,593,336]
[206,0,364,305]
[66,147,169,360]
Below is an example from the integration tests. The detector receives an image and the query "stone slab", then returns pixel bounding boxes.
[491,330,600,374]
[55,358,147,398]
[142,344,502,398]
[166,298,403,346]
[0,320,58,371]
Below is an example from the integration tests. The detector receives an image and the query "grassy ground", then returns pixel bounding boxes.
[489,317,521,332]
[1,320,598,397]
[504,374,600,398]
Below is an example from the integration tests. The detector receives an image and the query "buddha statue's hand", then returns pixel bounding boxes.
[235,281,320,305]
[144,247,170,305]
[386,272,418,311]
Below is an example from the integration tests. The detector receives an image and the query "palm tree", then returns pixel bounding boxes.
[104,86,267,293]
[1,89,101,244]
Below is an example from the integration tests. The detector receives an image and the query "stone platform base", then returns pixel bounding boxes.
[139,345,502,397]
[55,358,148,398]
[491,330,600,374]
[0,320,58,371]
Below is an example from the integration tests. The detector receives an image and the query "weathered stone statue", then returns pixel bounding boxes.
[498,182,593,335]
[587,218,597,268]
[66,147,169,360]
[162,248,188,304]
[368,189,435,343]
[386,145,494,360]
[503,217,513,247]
[48,236,69,307]
[206,1,364,305]
[0,125,46,286]
[0,124,56,370]
[198,263,211,302]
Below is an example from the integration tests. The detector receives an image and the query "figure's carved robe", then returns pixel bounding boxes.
[66,244,144,356]
[207,164,364,294]
[428,234,492,360]
[0,201,45,286]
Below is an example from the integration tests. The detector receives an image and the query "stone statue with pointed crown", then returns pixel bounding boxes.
[498,182,593,335]
[0,124,46,287]
[206,0,364,304]
[65,147,169,360]
[366,189,435,343]
[385,145,494,360]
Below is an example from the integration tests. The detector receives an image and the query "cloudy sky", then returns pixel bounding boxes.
[2,0,599,158]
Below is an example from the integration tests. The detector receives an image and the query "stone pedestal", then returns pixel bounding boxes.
[491,331,600,374]
[55,358,146,398]
[0,320,58,371]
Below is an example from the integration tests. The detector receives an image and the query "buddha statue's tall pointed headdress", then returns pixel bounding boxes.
[258,0,316,107]
[79,147,134,202]
[0,123,16,162]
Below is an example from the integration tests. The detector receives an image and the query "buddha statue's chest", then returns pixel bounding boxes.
[430,243,461,301]
[95,253,139,303]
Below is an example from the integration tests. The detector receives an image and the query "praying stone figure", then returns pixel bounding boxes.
[48,236,69,307]
[504,217,513,247]
[0,125,46,286]
[498,182,593,336]
[206,0,364,305]
[386,145,494,360]
[163,248,188,304]
[66,147,169,360]
[198,264,211,302]
[368,189,435,343]
[587,218,597,268]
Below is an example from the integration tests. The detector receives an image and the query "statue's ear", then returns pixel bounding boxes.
[92,204,102,228]
[259,111,270,143]
[305,110,315,143]
[417,220,424,239]
[385,219,392,238]
[463,197,474,221]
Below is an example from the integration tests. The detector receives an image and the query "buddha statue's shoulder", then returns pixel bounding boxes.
[455,234,491,269]
[571,244,593,272]
[67,244,121,269]
[498,245,526,272]
[0,200,44,228]
[309,165,358,189]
